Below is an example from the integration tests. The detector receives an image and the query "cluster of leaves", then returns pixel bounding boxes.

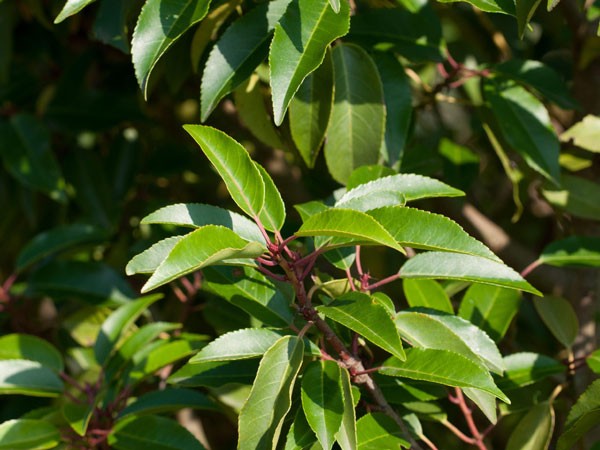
[1,0,600,448]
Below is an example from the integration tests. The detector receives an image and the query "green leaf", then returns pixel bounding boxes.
[381,348,509,402]
[109,415,206,450]
[63,306,111,347]
[54,0,97,23]
[458,284,522,341]
[356,413,410,449]
[63,401,96,436]
[184,125,265,219]
[317,292,406,360]
[324,43,385,184]
[200,0,292,121]
[0,419,60,450]
[289,48,334,168]
[119,388,218,418]
[507,401,554,450]
[238,336,304,450]
[587,349,600,374]
[94,294,163,365]
[346,166,396,190]
[395,309,505,374]
[534,296,579,348]
[169,359,260,387]
[0,360,63,397]
[435,0,514,14]
[463,388,498,423]
[484,79,560,183]
[270,0,350,125]
[126,236,184,275]
[0,334,63,372]
[131,0,211,97]
[142,226,265,293]
[140,203,265,243]
[296,209,405,253]
[403,279,453,314]
[301,361,345,450]
[539,236,600,267]
[557,380,600,450]
[373,52,412,167]
[542,174,600,220]
[400,252,541,295]
[284,409,318,450]
[255,163,286,232]
[335,367,358,450]
[516,0,542,38]
[92,0,137,52]
[561,115,600,152]
[498,352,564,390]
[368,207,499,261]
[128,340,196,383]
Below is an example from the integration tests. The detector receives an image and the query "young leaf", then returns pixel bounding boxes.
[0,419,60,450]
[0,334,63,372]
[132,0,210,97]
[542,174,600,220]
[507,401,554,450]
[184,126,265,219]
[459,284,522,342]
[270,0,350,125]
[119,388,218,418]
[0,360,63,397]
[289,48,334,168]
[561,115,600,153]
[238,336,304,450]
[169,359,260,388]
[255,163,286,232]
[534,296,579,348]
[324,43,385,184]
[126,236,184,275]
[403,279,454,314]
[54,0,97,23]
[301,361,345,450]
[400,252,541,295]
[142,226,265,293]
[200,0,292,121]
[335,367,358,450]
[356,413,410,449]
[317,292,406,360]
[498,352,564,390]
[381,348,509,402]
[539,236,600,267]
[557,380,600,450]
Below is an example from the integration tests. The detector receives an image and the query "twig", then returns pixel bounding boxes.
[364,273,401,291]
[454,388,487,450]
[521,259,542,278]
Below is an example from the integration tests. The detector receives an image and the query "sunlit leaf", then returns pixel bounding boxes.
[498,353,564,390]
[539,236,600,268]
[507,401,554,450]
[561,115,600,153]
[0,360,63,397]
[356,413,410,449]
[0,419,60,450]
[0,334,63,372]
[403,279,453,314]
[119,388,218,418]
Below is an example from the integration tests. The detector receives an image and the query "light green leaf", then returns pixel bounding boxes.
[184,125,265,219]
[54,0,96,23]
[396,309,504,374]
[289,48,334,168]
[507,401,554,450]
[0,334,63,372]
[270,0,350,125]
[0,360,63,397]
[131,0,211,97]
[459,284,521,342]
[542,174,600,220]
[463,388,497,423]
[63,307,111,347]
[301,361,345,450]
[324,43,384,184]
[142,226,265,292]
[169,359,260,387]
[255,163,286,232]
[557,380,600,450]
[498,352,564,390]
[284,409,318,450]
[0,419,60,450]
[238,336,304,450]
[400,252,541,295]
[587,349,600,374]
[484,79,560,183]
[539,236,600,267]
[126,236,184,275]
[109,415,205,450]
[63,401,96,436]
[346,165,396,190]
[561,115,600,153]
[128,340,196,383]
[403,279,453,314]
[381,348,509,402]
[94,294,162,365]
[356,413,409,449]
[119,388,218,418]
[516,0,542,38]
[140,203,265,243]
[534,296,579,348]
[200,0,291,121]
[335,367,358,450]
[317,292,405,360]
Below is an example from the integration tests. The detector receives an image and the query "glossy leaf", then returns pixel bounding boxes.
[140,203,265,243]
[561,115,600,153]
[381,348,509,402]
[539,236,600,267]
[542,174,600,220]
[317,292,406,360]
[400,252,541,295]
[507,401,554,450]
[141,226,265,292]
[132,0,210,97]
[369,207,499,261]
[289,48,334,168]
[109,415,205,450]
[324,43,384,184]
[200,0,291,121]
[0,334,63,372]
[0,419,60,450]
[356,413,409,449]
[119,388,218,418]
[169,359,260,387]
[126,236,183,275]
[54,0,97,23]
[534,296,579,348]
[301,361,345,450]
[498,353,565,390]
[557,380,600,450]
[0,360,63,397]
[403,279,453,314]
[184,125,265,218]
[238,336,304,450]
[335,367,358,450]
[255,163,286,232]
[270,0,350,125]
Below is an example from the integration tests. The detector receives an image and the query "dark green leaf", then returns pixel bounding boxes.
[0,360,63,397]
[0,334,63,372]
[356,413,409,449]
[557,380,600,450]
[335,367,357,450]
[403,279,453,314]
[542,174,600,220]
[119,388,218,418]
[92,0,136,52]
[507,401,554,450]
[539,236,600,267]
[0,419,60,450]
[255,163,286,232]
[63,401,96,436]
[169,359,260,387]
[534,296,579,348]
[127,340,196,383]
[498,353,564,390]
[463,388,498,423]
[284,409,318,450]
[516,0,542,38]
[436,0,515,13]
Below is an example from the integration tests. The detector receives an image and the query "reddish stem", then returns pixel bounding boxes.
[521,259,542,278]
[454,388,487,450]
[355,246,364,276]
[364,273,401,291]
